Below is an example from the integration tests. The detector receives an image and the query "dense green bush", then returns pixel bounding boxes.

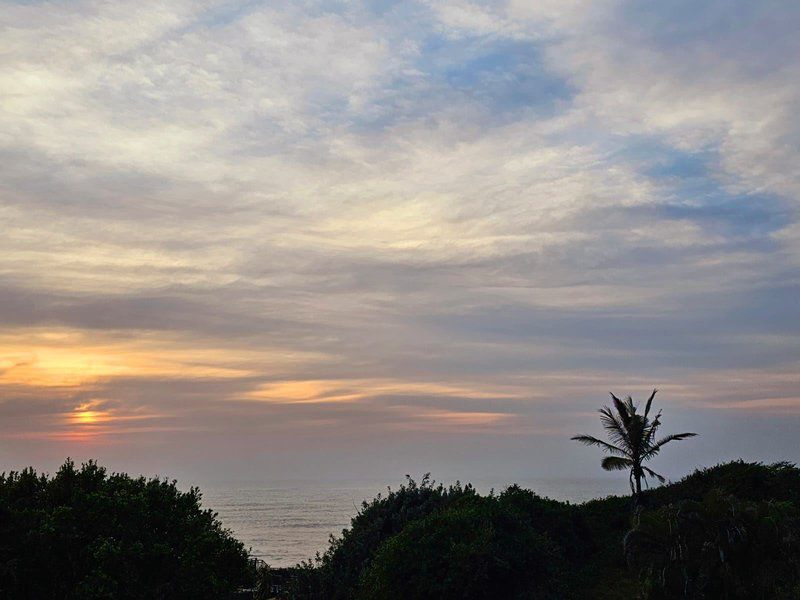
[625,491,800,599]
[644,460,800,506]
[0,459,251,599]
[4,459,798,599]
[289,478,595,599]
[359,490,566,600]
[295,474,477,599]
[286,462,800,600]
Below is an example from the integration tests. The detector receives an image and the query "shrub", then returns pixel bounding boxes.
[295,474,477,599]
[358,492,565,600]
[625,490,800,599]
[0,459,251,599]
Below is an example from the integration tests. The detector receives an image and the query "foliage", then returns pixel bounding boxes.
[291,474,478,599]
[0,459,251,599]
[253,563,272,600]
[287,477,604,600]
[625,491,800,599]
[283,462,800,600]
[572,389,696,497]
[645,460,800,506]
[5,458,799,599]
[358,489,568,600]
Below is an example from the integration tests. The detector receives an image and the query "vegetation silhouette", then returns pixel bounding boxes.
[571,389,696,501]
[0,459,251,599]
[625,487,800,598]
[283,462,800,599]
[3,435,800,598]
[2,459,800,598]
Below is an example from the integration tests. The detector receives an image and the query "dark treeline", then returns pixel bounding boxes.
[0,459,252,599]
[2,460,800,598]
[274,462,800,599]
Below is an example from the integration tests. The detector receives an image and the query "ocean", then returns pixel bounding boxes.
[202,477,630,567]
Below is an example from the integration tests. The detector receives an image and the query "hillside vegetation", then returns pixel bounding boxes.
[281,462,800,599]
[2,460,798,598]
[0,460,252,599]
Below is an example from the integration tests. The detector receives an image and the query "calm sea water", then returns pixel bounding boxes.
[202,478,629,567]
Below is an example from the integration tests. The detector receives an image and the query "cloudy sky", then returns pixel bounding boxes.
[1,0,798,485]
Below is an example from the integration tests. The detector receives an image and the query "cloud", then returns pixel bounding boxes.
[0,0,798,479]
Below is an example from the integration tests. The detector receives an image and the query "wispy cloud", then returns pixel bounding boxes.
[1,0,798,480]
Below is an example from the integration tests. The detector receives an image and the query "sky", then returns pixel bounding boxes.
[1,0,799,487]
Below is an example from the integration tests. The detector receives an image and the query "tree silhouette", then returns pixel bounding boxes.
[571,389,697,500]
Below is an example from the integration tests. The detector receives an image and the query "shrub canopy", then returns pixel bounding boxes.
[288,462,800,600]
[0,459,251,599]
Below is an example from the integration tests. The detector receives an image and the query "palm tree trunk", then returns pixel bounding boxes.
[632,464,642,511]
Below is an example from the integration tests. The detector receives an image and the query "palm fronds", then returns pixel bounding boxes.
[572,389,697,499]
[570,435,628,456]
[602,456,634,471]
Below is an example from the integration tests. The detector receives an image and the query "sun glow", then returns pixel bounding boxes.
[68,401,113,427]
[72,410,105,425]
[0,328,267,389]
[245,378,521,404]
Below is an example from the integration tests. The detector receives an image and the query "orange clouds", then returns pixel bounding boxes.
[0,328,261,389]
[244,379,518,404]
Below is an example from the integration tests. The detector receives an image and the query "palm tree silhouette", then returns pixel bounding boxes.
[571,389,696,500]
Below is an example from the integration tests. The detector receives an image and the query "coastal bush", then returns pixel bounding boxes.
[298,474,478,599]
[357,490,567,599]
[287,462,800,600]
[644,460,800,506]
[7,459,798,598]
[0,459,251,599]
[625,491,800,599]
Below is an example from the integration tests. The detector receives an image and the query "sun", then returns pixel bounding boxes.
[69,402,111,427]
[73,410,102,425]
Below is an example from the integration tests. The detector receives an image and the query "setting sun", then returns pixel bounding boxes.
[72,410,103,425]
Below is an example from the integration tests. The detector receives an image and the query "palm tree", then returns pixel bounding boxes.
[571,389,696,500]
